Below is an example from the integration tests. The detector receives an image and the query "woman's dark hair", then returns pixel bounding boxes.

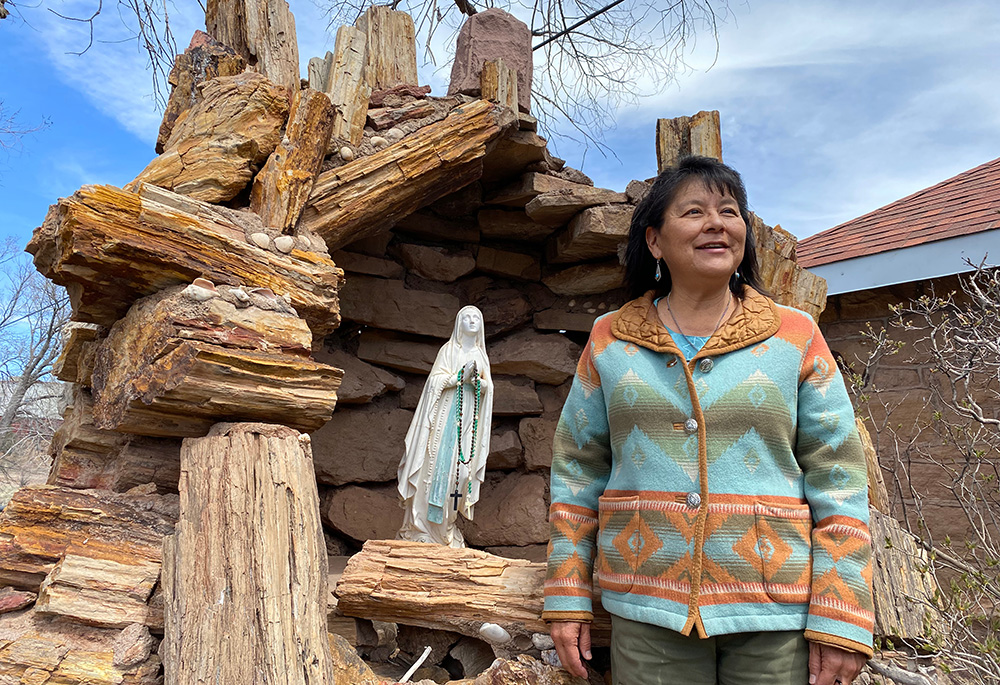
[622,155,765,300]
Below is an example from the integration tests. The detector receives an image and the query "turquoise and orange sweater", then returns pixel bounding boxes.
[543,288,875,656]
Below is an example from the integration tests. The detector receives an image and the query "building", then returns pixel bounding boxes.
[798,156,1000,544]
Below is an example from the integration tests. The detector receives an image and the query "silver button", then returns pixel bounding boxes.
[686,492,702,508]
[699,358,714,373]
[684,418,698,434]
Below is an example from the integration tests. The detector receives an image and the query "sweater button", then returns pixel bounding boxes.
[686,492,701,508]
[699,358,714,373]
[684,418,698,434]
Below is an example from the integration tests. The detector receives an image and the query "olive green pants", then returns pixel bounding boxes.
[610,615,809,685]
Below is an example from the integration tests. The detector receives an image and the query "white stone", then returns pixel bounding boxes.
[232,287,251,305]
[339,146,355,162]
[249,232,272,250]
[273,235,295,253]
[384,128,404,143]
[478,622,512,645]
[370,136,388,148]
[183,284,216,302]
[531,633,555,651]
[295,235,312,251]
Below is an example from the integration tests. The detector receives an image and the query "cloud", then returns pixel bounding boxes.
[548,0,1000,237]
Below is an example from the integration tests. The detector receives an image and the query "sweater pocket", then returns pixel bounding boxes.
[596,494,641,595]
[753,502,813,604]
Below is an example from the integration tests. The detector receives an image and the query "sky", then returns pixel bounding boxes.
[1,0,999,252]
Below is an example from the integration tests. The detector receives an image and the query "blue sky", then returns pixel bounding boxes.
[2,0,999,252]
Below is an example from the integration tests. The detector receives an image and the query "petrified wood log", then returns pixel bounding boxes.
[90,285,343,437]
[157,31,246,153]
[206,0,300,94]
[355,6,418,91]
[656,110,722,171]
[869,509,940,640]
[27,183,344,339]
[857,418,890,515]
[251,87,335,232]
[0,608,162,684]
[481,58,518,112]
[297,98,512,251]
[334,539,613,647]
[752,216,828,320]
[130,73,290,203]
[308,26,370,147]
[0,485,176,596]
[48,386,182,492]
[53,321,104,385]
[36,547,163,629]
[162,423,333,685]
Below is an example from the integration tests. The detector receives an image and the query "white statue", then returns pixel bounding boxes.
[397,305,493,547]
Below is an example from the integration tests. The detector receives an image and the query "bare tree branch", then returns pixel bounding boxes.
[850,264,1000,683]
[320,0,732,154]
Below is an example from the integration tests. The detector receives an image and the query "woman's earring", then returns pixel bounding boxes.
[654,260,662,282]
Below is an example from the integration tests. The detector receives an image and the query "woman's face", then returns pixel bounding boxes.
[459,310,481,336]
[645,180,747,290]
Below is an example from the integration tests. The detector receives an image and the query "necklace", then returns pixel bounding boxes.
[665,292,733,352]
[450,366,482,512]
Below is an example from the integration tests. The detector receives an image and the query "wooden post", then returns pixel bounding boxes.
[355,6,418,91]
[296,99,512,250]
[656,110,722,171]
[857,418,891,514]
[481,59,518,112]
[308,26,371,147]
[205,0,300,95]
[163,423,333,684]
[251,87,337,232]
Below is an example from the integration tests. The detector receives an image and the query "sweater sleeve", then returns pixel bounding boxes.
[542,322,613,623]
[795,320,875,656]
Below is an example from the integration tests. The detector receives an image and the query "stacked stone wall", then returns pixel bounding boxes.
[311,175,637,560]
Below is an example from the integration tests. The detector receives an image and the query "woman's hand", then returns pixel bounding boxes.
[550,621,591,679]
[808,641,867,685]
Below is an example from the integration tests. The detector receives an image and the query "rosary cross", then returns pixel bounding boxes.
[450,490,463,511]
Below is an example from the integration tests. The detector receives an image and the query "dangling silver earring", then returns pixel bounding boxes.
[654,260,662,282]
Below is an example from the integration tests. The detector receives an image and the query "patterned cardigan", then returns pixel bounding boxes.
[543,288,875,656]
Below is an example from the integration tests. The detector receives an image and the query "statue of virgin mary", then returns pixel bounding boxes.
[397,305,493,547]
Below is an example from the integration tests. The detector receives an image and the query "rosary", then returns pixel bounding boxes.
[450,365,482,511]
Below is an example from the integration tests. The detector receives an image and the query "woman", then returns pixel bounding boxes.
[543,157,874,685]
[397,305,493,548]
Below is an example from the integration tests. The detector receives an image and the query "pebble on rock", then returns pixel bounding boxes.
[384,128,404,143]
[183,284,215,302]
[370,136,388,148]
[273,236,295,253]
[249,232,272,250]
[340,146,355,162]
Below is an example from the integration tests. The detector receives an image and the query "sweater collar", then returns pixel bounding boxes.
[610,287,782,358]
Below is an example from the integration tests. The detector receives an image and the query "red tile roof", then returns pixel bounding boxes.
[797,156,1000,269]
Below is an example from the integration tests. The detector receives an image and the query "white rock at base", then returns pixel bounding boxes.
[478,622,512,645]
